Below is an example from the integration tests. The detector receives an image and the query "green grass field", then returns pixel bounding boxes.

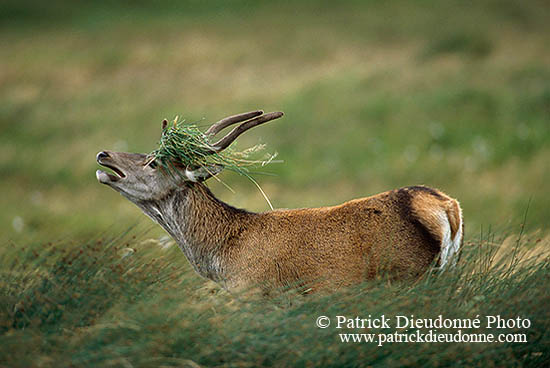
[1,1,549,366]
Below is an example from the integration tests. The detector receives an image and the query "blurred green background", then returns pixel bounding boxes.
[1,0,549,243]
[2,1,550,367]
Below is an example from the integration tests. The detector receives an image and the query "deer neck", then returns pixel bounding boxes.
[136,183,253,283]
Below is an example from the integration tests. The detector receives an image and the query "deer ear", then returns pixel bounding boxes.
[184,164,224,182]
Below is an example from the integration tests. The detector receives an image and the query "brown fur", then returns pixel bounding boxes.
[179,183,462,292]
[97,150,463,293]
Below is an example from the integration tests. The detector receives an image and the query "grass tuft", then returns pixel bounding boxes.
[149,116,275,175]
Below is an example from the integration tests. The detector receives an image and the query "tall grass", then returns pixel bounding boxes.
[1,230,548,367]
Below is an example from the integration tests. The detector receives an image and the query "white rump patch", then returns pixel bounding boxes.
[438,208,463,269]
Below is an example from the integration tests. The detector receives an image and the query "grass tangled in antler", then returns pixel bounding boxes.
[148,117,278,208]
[149,117,275,173]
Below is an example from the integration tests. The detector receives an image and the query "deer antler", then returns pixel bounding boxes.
[206,111,284,153]
[206,110,264,136]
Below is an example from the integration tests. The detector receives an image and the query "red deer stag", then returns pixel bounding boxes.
[96,110,463,292]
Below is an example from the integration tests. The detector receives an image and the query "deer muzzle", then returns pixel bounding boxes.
[96,151,126,183]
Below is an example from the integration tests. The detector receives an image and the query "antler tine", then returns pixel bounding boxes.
[210,111,284,152]
[205,110,264,136]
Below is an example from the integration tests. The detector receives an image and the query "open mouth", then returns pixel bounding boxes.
[98,163,125,180]
[96,154,126,183]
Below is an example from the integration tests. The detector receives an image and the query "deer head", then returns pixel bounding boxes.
[96,110,284,202]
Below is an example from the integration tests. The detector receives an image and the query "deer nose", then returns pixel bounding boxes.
[96,151,110,162]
